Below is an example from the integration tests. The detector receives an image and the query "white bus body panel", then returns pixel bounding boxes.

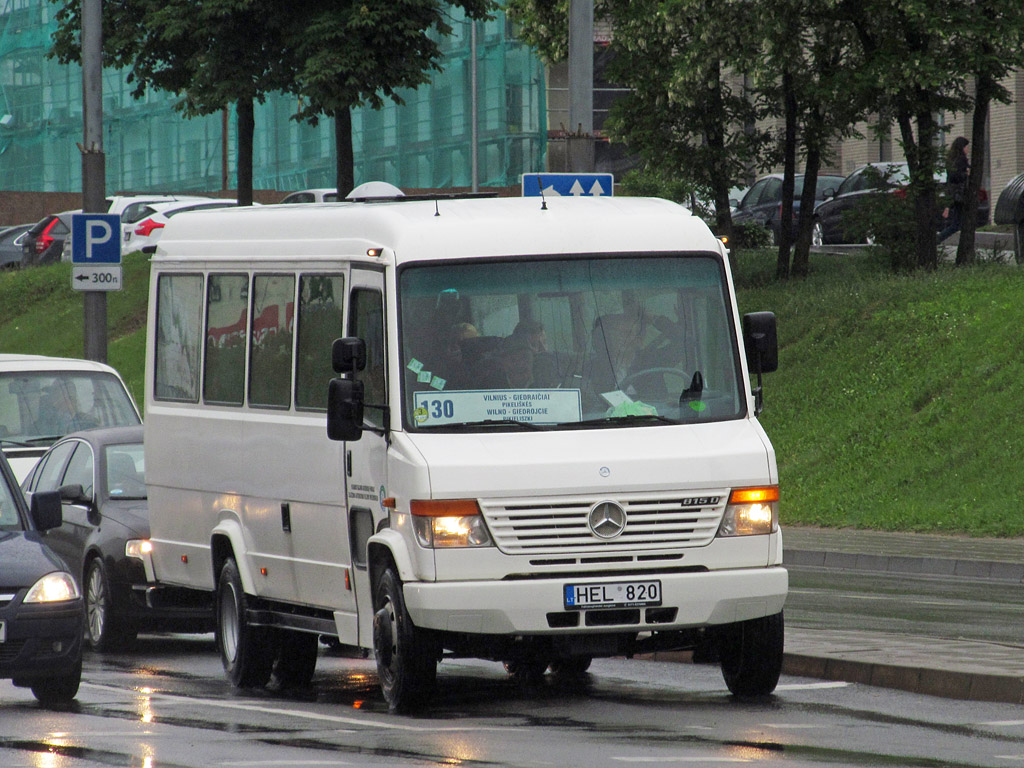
[144,196,784,652]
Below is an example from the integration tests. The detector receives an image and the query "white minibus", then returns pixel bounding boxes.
[143,193,786,711]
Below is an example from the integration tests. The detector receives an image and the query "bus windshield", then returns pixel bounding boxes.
[398,254,745,431]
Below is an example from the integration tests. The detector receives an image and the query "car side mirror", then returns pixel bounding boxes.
[58,483,89,505]
[332,337,366,374]
[30,490,63,531]
[327,378,365,442]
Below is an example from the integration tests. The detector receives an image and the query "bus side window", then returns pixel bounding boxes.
[155,274,204,402]
[249,274,295,409]
[349,289,385,425]
[204,273,249,406]
[295,274,345,410]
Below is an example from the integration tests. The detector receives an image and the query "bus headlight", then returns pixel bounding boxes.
[411,499,494,548]
[125,539,153,560]
[717,486,779,537]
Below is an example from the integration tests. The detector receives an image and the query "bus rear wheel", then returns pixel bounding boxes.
[216,557,277,688]
[373,567,438,712]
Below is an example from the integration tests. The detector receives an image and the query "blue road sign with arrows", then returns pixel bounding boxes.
[522,173,614,198]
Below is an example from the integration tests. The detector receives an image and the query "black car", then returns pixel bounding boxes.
[22,425,212,651]
[0,451,84,705]
[22,211,75,266]
[0,223,33,269]
[811,162,991,245]
[732,173,845,245]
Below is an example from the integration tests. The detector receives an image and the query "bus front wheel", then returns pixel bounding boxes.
[719,611,784,698]
[373,567,438,712]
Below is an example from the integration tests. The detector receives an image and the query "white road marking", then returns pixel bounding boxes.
[763,724,830,729]
[775,681,849,691]
[612,759,749,763]
[79,683,514,733]
[980,721,1024,727]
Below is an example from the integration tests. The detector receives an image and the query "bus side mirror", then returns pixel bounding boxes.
[332,337,366,374]
[742,312,778,374]
[30,490,63,531]
[327,378,365,442]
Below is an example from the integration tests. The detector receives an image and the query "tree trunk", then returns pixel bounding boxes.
[706,60,735,270]
[791,144,821,278]
[956,70,993,266]
[334,107,355,197]
[236,97,254,206]
[776,69,798,280]
[897,105,939,270]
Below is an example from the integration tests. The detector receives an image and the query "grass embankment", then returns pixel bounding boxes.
[2,249,1022,537]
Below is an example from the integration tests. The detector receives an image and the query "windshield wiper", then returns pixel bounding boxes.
[572,414,679,428]
[0,437,56,447]
[420,419,547,431]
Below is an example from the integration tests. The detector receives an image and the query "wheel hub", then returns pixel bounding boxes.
[373,604,396,669]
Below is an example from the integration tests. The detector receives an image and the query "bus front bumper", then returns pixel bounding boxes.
[402,567,788,635]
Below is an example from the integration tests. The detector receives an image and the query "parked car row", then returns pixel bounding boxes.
[2,194,246,269]
[727,162,991,247]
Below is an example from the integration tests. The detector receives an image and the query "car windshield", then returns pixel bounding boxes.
[105,443,146,500]
[0,465,23,530]
[0,372,139,445]
[399,254,744,431]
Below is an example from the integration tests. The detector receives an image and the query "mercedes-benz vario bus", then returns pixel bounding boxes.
[143,193,786,711]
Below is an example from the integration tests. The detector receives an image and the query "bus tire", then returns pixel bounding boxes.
[719,611,784,698]
[271,630,319,689]
[373,567,437,712]
[216,557,276,688]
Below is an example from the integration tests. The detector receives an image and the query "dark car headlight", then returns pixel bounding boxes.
[24,571,80,603]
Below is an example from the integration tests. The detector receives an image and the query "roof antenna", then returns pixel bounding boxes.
[537,176,547,210]
[434,199,440,217]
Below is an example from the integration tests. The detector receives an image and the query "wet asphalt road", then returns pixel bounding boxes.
[2,631,1023,768]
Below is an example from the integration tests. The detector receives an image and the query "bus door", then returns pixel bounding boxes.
[345,268,388,648]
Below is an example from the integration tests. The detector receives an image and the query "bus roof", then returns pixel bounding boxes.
[151,196,724,265]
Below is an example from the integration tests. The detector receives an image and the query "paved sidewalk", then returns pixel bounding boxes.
[782,526,1024,704]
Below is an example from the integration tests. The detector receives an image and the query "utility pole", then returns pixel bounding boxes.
[470,19,479,193]
[81,0,107,362]
[567,0,594,173]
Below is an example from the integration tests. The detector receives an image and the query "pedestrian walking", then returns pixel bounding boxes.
[939,136,969,242]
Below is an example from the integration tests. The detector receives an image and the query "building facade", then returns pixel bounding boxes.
[0,1,546,194]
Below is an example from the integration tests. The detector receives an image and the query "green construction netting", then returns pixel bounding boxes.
[0,2,546,193]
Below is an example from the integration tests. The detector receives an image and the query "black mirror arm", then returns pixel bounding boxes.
[361,403,391,444]
[750,340,765,417]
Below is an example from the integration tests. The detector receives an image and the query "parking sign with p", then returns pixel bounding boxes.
[72,213,122,264]
[71,213,123,292]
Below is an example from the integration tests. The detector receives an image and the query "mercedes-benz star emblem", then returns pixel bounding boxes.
[588,500,626,539]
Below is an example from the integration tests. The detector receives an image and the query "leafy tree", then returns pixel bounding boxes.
[753,0,865,278]
[286,0,493,196]
[505,0,576,63]
[51,0,294,205]
[944,0,1024,265]
[836,0,976,269]
[601,0,766,251]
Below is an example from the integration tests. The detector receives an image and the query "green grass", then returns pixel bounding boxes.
[0,252,150,407]
[3,248,1022,537]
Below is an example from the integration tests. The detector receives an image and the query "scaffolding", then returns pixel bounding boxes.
[0,2,546,193]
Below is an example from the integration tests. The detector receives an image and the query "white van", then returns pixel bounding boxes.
[143,194,786,711]
[0,354,142,482]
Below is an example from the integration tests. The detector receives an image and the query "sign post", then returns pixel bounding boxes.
[71,213,122,292]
